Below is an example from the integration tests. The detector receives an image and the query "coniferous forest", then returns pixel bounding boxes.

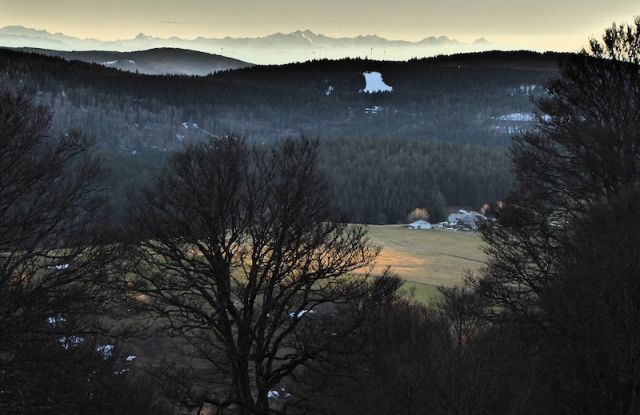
[0,49,558,222]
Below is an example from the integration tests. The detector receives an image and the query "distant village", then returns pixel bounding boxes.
[407,209,489,232]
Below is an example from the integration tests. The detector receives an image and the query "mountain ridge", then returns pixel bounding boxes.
[0,25,495,64]
[8,46,253,75]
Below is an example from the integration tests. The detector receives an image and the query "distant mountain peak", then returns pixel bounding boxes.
[417,35,459,45]
[292,29,314,36]
[473,37,492,45]
[0,25,55,37]
[2,25,42,32]
[135,33,153,41]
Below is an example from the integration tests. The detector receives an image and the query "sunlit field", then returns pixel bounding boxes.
[364,225,486,302]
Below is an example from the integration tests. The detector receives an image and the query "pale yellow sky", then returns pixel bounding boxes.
[0,0,637,51]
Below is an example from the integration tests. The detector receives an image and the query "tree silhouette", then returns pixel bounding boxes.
[124,136,387,414]
[0,90,139,413]
[476,17,640,413]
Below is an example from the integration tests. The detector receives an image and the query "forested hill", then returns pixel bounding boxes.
[0,49,562,148]
[11,47,253,75]
[0,49,564,223]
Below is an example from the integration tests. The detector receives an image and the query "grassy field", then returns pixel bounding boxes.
[364,225,487,303]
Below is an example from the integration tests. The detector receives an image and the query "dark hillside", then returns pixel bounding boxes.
[0,49,560,147]
[12,47,253,75]
[0,49,562,222]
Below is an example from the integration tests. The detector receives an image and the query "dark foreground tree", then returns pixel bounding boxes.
[0,90,165,414]
[300,20,640,414]
[475,17,640,414]
[125,136,385,414]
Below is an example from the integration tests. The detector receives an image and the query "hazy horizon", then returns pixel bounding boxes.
[1,0,638,53]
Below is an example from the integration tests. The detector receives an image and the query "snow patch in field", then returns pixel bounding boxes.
[520,84,539,94]
[289,309,317,319]
[361,72,393,93]
[268,387,292,400]
[97,344,114,359]
[48,263,70,270]
[268,390,280,399]
[59,336,85,350]
[47,315,66,325]
[496,113,535,122]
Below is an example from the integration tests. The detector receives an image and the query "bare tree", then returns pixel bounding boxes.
[0,90,134,413]
[124,136,382,414]
[476,17,640,316]
[406,208,430,223]
[474,18,640,414]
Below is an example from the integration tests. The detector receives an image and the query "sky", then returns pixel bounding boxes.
[0,0,638,51]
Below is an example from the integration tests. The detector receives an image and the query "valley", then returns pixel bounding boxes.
[366,225,486,302]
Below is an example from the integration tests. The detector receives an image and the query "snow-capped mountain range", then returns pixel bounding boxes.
[0,26,495,64]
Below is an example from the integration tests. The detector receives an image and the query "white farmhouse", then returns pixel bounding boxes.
[408,220,432,230]
[447,210,486,229]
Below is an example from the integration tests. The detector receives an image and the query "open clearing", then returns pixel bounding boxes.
[364,225,487,302]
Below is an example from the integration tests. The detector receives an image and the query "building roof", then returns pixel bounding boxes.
[408,220,432,227]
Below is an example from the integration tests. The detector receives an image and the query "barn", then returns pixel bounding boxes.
[408,220,432,230]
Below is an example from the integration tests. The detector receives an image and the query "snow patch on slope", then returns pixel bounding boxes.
[361,72,393,93]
